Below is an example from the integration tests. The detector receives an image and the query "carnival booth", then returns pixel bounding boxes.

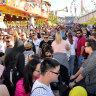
[41,1,58,26]
[0,0,48,27]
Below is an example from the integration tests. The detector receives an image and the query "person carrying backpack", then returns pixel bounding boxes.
[3,40,25,96]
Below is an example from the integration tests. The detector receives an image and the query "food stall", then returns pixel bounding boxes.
[0,0,48,27]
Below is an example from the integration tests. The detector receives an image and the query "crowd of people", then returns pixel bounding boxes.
[0,23,96,96]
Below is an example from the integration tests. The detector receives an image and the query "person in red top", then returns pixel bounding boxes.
[77,29,86,58]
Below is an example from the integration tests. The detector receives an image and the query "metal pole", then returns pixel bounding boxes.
[41,0,42,10]
[74,0,77,23]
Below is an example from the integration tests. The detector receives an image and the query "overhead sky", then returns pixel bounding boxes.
[46,0,73,17]
[46,0,96,17]
[46,0,72,10]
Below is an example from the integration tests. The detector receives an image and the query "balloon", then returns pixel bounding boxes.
[69,86,87,96]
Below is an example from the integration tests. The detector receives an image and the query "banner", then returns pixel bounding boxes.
[6,0,42,15]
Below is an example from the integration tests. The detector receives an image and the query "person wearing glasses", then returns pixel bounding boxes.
[6,35,14,48]
[30,58,60,96]
[4,39,25,96]
[5,35,14,55]
[38,34,52,58]
[69,39,96,96]
[20,32,36,53]
[15,59,41,96]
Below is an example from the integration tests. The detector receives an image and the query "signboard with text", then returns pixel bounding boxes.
[6,0,42,16]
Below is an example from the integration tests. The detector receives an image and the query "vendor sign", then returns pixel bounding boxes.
[6,0,41,15]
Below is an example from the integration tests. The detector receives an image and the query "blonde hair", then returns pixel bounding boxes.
[55,32,63,44]
[13,30,20,39]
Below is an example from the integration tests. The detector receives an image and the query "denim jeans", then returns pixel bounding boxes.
[69,55,75,75]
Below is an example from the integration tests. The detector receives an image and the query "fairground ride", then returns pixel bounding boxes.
[70,0,96,16]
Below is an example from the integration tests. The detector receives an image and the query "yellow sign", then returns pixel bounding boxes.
[5,21,27,27]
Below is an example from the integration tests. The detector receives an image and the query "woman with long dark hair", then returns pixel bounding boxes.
[15,59,40,96]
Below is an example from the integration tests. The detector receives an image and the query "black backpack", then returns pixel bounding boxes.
[3,53,20,88]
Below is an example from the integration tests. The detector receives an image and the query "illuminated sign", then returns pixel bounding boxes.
[6,0,41,15]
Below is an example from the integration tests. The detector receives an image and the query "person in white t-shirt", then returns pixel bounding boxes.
[66,33,76,75]
[0,33,6,54]
[33,34,41,54]
[30,58,60,96]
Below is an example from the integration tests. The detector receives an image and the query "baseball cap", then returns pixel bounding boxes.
[25,42,32,50]
[48,36,53,40]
